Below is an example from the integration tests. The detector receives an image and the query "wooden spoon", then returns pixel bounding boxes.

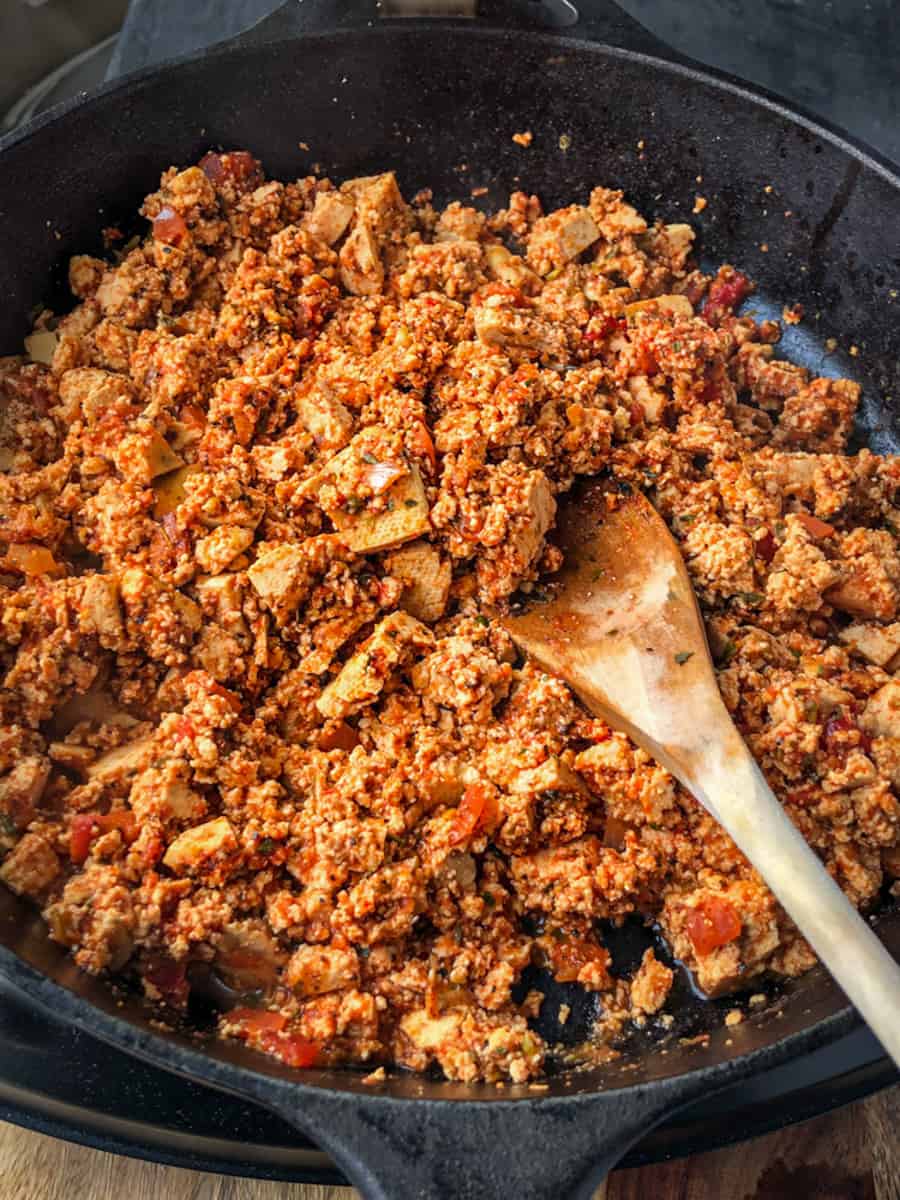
[502,483,900,1066]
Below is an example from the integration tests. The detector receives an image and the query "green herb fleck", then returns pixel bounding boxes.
[482,892,496,908]
[672,340,682,351]
[361,451,377,464]
[257,837,276,855]
[403,498,418,508]
[718,639,737,666]
[674,650,694,666]
[803,700,819,722]
[558,133,572,152]
[475,615,490,627]
[680,513,695,524]
[344,495,365,514]
[591,568,605,581]
[386,499,395,512]
[736,591,765,606]
[0,814,17,839]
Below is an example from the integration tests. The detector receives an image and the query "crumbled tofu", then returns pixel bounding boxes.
[163,816,238,874]
[0,833,60,896]
[86,735,154,783]
[316,611,433,719]
[285,943,360,996]
[294,386,354,450]
[195,525,255,575]
[385,540,452,623]
[630,948,674,1017]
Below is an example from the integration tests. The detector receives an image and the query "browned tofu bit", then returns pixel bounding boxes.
[316,611,433,719]
[163,816,238,874]
[0,833,60,897]
[385,540,452,623]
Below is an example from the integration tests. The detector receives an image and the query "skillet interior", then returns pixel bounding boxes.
[1,23,899,1108]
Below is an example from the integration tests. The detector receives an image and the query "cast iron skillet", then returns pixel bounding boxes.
[1,1,899,1195]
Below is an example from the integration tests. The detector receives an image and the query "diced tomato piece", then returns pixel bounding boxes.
[152,205,188,246]
[319,721,359,752]
[69,813,97,865]
[629,400,645,427]
[686,895,742,956]
[547,935,611,985]
[450,783,498,845]
[478,281,527,307]
[261,1031,319,1068]
[822,713,871,755]
[229,1007,287,1035]
[99,809,139,844]
[583,313,625,343]
[795,512,836,540]
[144,955,190,1006]
[409,421,437,474]
[199,151,263,191]
[702,269,751,324]
[179,403,207,432]
[753,528,776,563]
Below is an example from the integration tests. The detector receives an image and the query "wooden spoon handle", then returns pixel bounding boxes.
[693,740,900,1067]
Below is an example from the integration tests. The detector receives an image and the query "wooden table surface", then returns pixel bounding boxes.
[0,1086,895,1200]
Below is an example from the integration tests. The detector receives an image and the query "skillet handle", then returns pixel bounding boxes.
[235,0,679,58]
[258,1074,706,1199]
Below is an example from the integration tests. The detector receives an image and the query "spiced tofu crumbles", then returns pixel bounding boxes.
[1,152,898,1083]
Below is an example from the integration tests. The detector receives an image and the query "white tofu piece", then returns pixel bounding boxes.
[305,190,356,245]
[509,757,587,796]
[510,471,555,571]
[0,833,60,895]
[316,611,433,719]
[163,816,237,874]
[473,304,566,358]
[624,294,694,318]
[78,575,123,642]
[114,428,184,484]
[247,543,309,623]
[385,540,451,623]
[861,681,900,740]
[195,525,255,575]
[331,465,430,554]
[527,205,600,274]
[839,622,900,668]
[86,735,154,783]
[285,944,360,996]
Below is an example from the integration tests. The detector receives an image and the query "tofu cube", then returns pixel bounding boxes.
[78,575,123,643]
[195,525,255,575]
[285,943,360,996]
[86,735,154,783]
[510,471,555,571]
[247,543,310,623]
[861,682,900,740]
[624,294,694,318]
[527,205,600,275]
[330,465,430,554]
[316,611,433,719]
[339,221,384,296]
[484,244,541,292]
[163,816,238,874]
[385,540,451,623]
[306,190,356,245]
[294,385,354,450]
[473,304,566,358]
[115,428,184,484]
[0,833,60,896]
[509,757,586,796]
[839,622,900,667]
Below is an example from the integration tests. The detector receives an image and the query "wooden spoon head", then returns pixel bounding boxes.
[502,483,726,766]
